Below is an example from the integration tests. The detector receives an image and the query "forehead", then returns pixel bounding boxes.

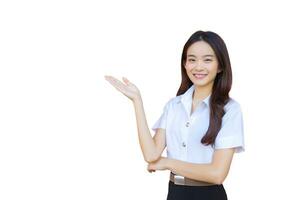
[187,41,215,57]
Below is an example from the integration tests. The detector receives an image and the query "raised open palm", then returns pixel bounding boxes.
[104,75,141,102]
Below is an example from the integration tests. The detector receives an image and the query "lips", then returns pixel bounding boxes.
[193,73,207,79]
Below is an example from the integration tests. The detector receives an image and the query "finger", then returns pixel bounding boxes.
[122,77,128,82]
[106,77,127,91]
[107,76,124,86]
[105,76,132,98]
[112,83,126,95]
[148,165,156,172]
[123,77,134,87]
[105,75,119,83]
[104,75,111,80]
[122,77,130,85]
[105,75,116,82]
[105,79,125,93]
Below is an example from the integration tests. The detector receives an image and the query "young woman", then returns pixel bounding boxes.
[104,30,245,200]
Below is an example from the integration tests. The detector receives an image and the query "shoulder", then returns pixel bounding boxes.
[161,95,182,111]
[167,95,182,106]
[223,97,243,120]
[224,97,242,112]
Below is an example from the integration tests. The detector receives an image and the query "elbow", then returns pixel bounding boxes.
[211,171,227,185]
[144,154,160,163]
[212,176,224,185]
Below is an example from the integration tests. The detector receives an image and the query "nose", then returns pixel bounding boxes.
[194,60,205,69]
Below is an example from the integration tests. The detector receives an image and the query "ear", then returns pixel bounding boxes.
[217,68,222,73]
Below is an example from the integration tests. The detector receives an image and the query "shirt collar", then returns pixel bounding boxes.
[180,84,211,105]
[179,84,211,116]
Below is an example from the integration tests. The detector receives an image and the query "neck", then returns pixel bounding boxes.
[192,83,213,102]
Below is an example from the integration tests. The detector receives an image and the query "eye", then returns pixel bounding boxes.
[188,59,195,62]
[204,59,212,62]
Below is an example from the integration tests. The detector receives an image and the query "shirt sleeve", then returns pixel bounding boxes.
[214,102,245,153]
[151,99,170,132]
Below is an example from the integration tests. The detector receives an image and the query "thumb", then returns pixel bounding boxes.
[122,77,131,85]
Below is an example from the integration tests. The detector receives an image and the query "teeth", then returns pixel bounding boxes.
[193,74,207,78]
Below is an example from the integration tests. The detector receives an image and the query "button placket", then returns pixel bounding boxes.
[183,120,190,148]
[181,140,188,160]
[185,121,190,127]
[181,117,192,160]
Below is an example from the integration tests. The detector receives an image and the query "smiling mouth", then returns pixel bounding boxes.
[193,73,207,79]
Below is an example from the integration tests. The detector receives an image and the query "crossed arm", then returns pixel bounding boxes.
[131,98,235,184]
[162,148,235,184]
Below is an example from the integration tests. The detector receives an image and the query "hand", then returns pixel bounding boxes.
[147,157,169,173]
[104,75,141,102]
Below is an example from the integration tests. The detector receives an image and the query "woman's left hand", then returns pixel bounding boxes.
[147,157,169,173]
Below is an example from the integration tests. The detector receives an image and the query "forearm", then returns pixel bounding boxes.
[133,97,158,162]
[166,158,222,184]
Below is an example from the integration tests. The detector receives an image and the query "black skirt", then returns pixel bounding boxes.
[167,180,227,200]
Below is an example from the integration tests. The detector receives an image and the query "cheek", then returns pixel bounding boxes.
[207,63,219,73]
[185,63,194,70]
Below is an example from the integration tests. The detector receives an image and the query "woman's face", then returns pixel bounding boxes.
[185,41,221,88]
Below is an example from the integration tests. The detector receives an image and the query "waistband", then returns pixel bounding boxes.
[170,172,215,186]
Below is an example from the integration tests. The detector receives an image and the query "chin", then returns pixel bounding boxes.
[193,82,208,87]
[192,78,213,88]
[191,78,208,85]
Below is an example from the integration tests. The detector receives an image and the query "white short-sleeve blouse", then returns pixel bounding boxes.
[151,84,245,164]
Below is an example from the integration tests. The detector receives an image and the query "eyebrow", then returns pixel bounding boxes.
[187,54,214,58]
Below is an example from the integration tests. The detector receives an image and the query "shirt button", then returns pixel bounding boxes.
[182,142,186,147]
[185,122,190,127]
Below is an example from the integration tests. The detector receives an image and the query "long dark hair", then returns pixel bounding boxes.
[176,30,232,146]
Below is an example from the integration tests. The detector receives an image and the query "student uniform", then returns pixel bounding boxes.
[152,84,245,200]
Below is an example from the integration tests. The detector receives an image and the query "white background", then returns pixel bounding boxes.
[1,0,300,199]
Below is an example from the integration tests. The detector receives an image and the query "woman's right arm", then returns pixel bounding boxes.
[133,97,166,163]
[104,75,166,163]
